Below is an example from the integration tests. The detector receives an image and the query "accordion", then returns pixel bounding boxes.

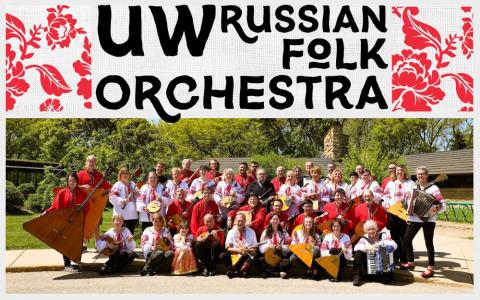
[407,189,439,220]
[366,246,395,275]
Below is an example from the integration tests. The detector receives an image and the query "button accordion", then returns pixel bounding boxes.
[366,246,395,275]
[407,189,439,220]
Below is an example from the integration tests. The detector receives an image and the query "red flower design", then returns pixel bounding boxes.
[5,43,29,111]
[45,5,85,50]
[461,17,473,59]
[392,49,445,111]
[77,77,92,100]
[39,98,64,112]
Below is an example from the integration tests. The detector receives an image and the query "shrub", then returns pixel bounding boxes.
[250,153,305,178]
[17,182,36,199]
[24,193,51,213]
[6,181,24,214]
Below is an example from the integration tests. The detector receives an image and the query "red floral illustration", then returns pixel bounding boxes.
[39,98,64,112]
[392,7,474,112]
[392,50,444,111]
[5,5,90,112]
[73,37,92,108]
[6,43,30,111]
[45,5,86,50]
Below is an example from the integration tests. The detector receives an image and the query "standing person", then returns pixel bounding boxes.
[171,221,198,275]
[348,172,359,198]
[155,161,169,185]
[234,162,255,190]
[140,213,175,276]
[326,169,351,201]
[165,167,189,200]
[402,166,446,278]
[303,161,314,182]
[352,169,382,203]
[179,158,198,185]
[225,213,259,278]
[194,214,225,276]
[41,173,88,272]
[187,165,213,202]
[271,166,286,193]
[246,168,275,209]
[227,193,266,240]
[278,170,302,218]
[320,219,353,281]
[293,166,304,187]
[289,216,322,280]
[322,189,356,235]
[325,162,336,184]
[300,166,330,213]
[249,161,260,181]
[109,167,139,235]
[96,214,137,275]
[206,159,222,183]
[258,213,291,278]
[165,188,192,236]
[263,199,290,231]
[381,163,397,190]
[137,172,172,231]
[352,220,397,286]
[215,168,245,223]
[355,164,365,177]
[382,164,415,265]
[190,187,220,235]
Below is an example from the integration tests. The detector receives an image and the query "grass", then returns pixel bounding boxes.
[437,205,474,224]
[6,208,144,250]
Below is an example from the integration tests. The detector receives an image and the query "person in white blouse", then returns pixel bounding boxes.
[165,167,189,200]
[326,169,351,201]
[402,166,446,278]
[352,220,397,286]
[137,172,172,231]
[109,167,139,235]
[277,170,302,218]
[320,219,353,282]
[258,213,291,278]
[96,214,137,275]
[382,164,415,265]
[289,216,322,280]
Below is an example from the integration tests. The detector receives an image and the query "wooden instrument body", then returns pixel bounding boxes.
[168,213,184,226]
[278,195,291,211]
[289,243,314,267]
[237,210,253,225]
[350,221,365,244]
[221,195,234,208]
[146,201,161,213]
[387,201,408,221]
[23,206,84,263]
[316,252,342,278]
[100,236,119,257]
[83,188,109,240]
[155,237,171,252]
[264,247,282,266]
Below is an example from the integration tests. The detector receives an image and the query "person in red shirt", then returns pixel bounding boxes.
[263,199,290,230]
[194,213,225,276]
[165,188,192,236]
[354,189,387,235]
[234,162,255,190]
[248,161,259,181]
[76,155,111,191]
[178,158,199,185]
[228,193,266,240]
[381,163,397,190]
[271,166,286,193]
[206,159,222,183]
[190,187,220,235]
[321,189,355,234]
[291,199,319,232]
[42,173,88,272]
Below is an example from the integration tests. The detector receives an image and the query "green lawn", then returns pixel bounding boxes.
[6,209,144,250]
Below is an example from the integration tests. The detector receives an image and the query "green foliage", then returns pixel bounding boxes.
[17,182,36,199]
[341,142,405,183]
[24,193,49,213]
[250,153,305,178]
[6,181,24,214]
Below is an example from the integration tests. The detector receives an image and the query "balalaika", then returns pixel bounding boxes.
[366,246,395,275]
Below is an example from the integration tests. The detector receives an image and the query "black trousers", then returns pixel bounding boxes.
[258,252,291,274]
[353,251,394,283]
[404,221,436,266]
[143,249,174,273]
[387,213,407,263]
[105,249,137,272]
[123,219,138,236]
[225,251,258,273]
[194,240,222,272]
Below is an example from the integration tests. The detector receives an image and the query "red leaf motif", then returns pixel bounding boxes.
[443,73,473,104]
[6,91,16,112]
[6,13,26,34]
[26,64,72,96]
[73,60,91,76]
[77,78,92,100]
[402,7,442,52]
[39,98,64,112]
[84,101,92,109]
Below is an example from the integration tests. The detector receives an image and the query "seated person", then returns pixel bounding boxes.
[320,218,353,281]
[194,214,225,276]
[171,221,197,275]
[140,213,175,276]
[289,216,322,280]
[352,220,397,286]
[96,214,137,275]
[225,213,258,278]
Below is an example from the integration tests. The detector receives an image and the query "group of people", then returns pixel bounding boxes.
[42,156,446,286]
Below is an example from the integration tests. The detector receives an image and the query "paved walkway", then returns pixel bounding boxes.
[5,225,474,288]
